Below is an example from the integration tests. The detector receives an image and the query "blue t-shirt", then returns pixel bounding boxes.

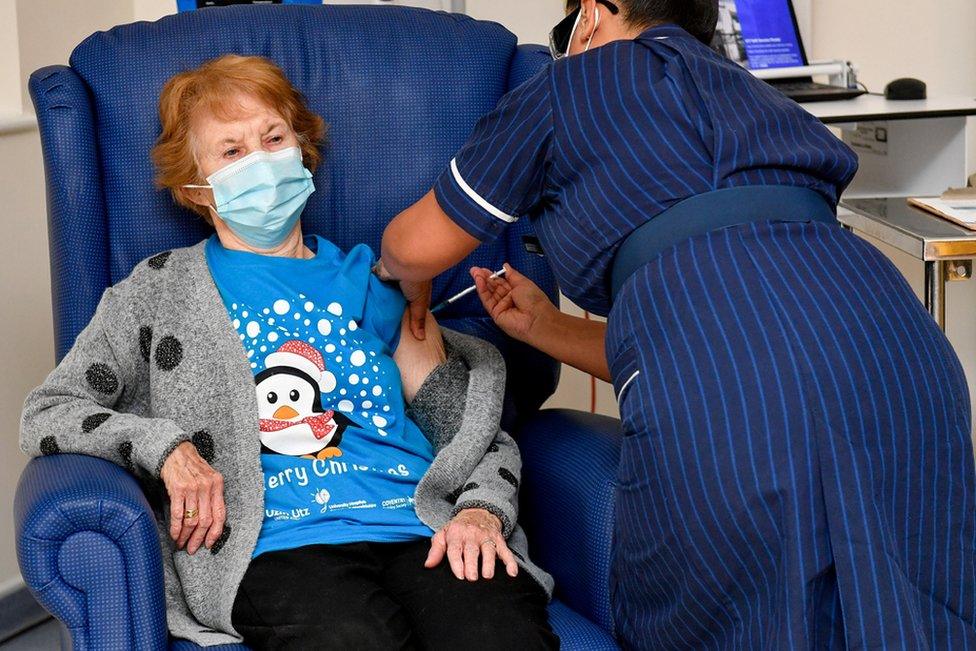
[205,235,435,557]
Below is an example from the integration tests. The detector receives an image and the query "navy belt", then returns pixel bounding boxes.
[610,186,838,299]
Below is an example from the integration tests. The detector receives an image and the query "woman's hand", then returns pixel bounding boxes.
[425,508,519,581]
[471,263,559,345]
[394,309,447,403]
[160,441,226,555]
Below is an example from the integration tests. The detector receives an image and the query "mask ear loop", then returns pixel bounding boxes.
[584,8,601,52]
[562,9,584,59]
[182,184,218,215]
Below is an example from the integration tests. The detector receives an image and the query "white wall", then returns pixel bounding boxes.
[810,0,976,97]
[467,0,563,44]
[0,0,150,600]
[0,3,22,114]
[0,125,50,597]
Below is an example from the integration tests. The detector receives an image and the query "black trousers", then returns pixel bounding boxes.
[232,539,560,650]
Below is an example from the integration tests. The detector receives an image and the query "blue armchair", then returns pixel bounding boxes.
[15,6,622,649]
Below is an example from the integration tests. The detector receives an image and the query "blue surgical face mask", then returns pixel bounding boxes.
[186,146,315,249]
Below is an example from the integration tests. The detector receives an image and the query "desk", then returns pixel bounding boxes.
[840,198,976,330]
[802,96,976,198]
[806,95,976,125]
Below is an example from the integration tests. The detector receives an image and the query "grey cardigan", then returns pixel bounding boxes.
[20,242,553,647]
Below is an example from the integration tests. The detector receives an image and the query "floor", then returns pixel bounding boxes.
[0,619,63,651]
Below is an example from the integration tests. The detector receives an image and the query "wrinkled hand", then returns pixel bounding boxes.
[425,508,518,581]
[160,441,225,555]
[394,309,447,403]
[373,258,432,341]
[471,263,559,345]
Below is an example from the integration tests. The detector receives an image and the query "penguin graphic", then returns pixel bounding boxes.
[255,340,355,460]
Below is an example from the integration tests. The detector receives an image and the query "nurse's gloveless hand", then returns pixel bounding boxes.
[471,263,558,345]
[399,279,432,341]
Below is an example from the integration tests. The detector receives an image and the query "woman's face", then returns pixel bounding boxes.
[191,92,301,180]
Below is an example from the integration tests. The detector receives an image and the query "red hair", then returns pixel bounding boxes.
[152,55,327,222]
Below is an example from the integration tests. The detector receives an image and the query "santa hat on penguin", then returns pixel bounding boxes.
[264,340,337,394]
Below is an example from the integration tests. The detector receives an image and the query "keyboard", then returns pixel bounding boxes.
[769,80,867,103]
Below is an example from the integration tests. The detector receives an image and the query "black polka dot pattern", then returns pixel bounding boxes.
[498,467,519,490]
[210,526,231,555]
[82,413,111,433]
[40,436,60,456]
[192,430,216,464]
[86,363,119,395]
[118,441,134,470]
[139,326,153,363]
[446,485,464,504]
[154,336,183,371]
[147,251,172,270]
[486,442,499,454]
[446,481,480,504]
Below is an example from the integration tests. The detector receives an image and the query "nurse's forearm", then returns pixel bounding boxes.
[382,191,481,282]
[529,312,611,383]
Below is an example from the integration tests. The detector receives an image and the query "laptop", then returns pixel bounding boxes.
[712,0,866,103]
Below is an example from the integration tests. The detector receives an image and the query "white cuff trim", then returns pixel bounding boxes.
[450,159,518,224]
[616,370,640,406]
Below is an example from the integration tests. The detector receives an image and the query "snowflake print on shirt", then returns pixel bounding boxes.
[226,293,399,451]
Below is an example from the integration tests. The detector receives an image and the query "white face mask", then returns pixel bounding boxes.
[185,146,315,249]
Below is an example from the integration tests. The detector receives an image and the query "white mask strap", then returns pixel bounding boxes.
[584,8,600,53]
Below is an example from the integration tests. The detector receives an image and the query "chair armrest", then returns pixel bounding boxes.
[517,409,622,635]
[14,454,168,651]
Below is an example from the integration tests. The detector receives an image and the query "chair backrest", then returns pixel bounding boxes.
[30,5,558,424]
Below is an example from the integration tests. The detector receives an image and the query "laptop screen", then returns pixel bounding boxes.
[713,0,807,70]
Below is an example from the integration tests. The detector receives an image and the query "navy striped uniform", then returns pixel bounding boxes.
[434,23,976,650]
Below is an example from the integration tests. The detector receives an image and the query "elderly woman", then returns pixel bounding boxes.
[20,55,557,650]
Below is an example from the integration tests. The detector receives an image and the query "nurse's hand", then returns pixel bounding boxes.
[373,258,432,341]
[471,263,558,345]
[160,441,226,555]
[425,508,519,581]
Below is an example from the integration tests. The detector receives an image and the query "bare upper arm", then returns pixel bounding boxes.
[393,309,447,403]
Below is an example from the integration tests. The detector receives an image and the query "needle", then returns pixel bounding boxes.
[431,268,507,314]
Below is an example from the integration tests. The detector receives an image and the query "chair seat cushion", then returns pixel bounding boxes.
[169,599,617,650]
[548,599,620,650]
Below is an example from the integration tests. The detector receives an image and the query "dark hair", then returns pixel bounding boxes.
[566,0,719,45]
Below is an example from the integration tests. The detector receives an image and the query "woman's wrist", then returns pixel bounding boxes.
[456,507,502,532]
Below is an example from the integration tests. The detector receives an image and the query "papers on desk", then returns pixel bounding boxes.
[908,197,976,231]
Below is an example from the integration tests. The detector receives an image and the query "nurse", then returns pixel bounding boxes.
[379,0,976,648]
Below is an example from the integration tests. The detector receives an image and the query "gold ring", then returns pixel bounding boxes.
[184,508,199,520]
[480,538,496,549]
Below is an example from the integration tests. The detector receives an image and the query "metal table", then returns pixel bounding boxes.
[840,198,976,330]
